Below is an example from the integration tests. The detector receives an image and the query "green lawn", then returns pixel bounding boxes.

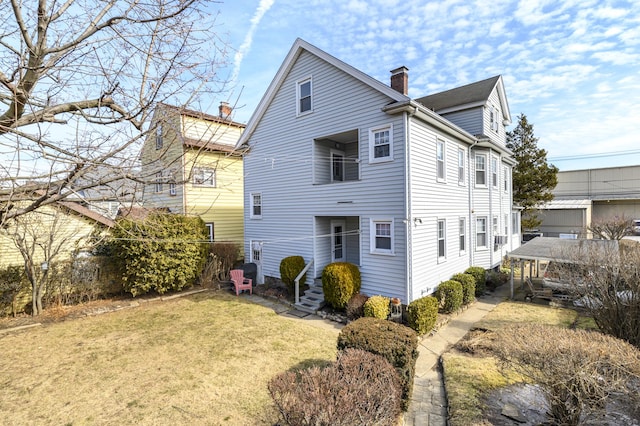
[0,291,339,425]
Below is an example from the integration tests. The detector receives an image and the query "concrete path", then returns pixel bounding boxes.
[403,286,512,426]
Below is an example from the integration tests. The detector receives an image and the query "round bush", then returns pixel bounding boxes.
[435,280,464,313]
[346,293,369,320]
[451,273,476,305]
[322,262,361,310]
[279,256,306,294]
[407,296,438,335]
[363,295,390,319]
[465,266,486,296]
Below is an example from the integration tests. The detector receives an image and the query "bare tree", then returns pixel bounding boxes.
[553,238,640,348]
[0,0,230,227]
[588,215,634,240]
[2,207,92,315]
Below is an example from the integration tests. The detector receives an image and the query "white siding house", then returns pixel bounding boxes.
[237,39,519,307]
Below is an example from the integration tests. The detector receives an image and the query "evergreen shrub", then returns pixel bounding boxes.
[465,266,487,296]
[346,293,369,321]
[322,262,361,309]
[407,296,438,335]
[279,256,307,294]
[363,295,390,319]
[435,280,464,313]
[110,213,208,296]
[337,317,419,411]
[451,273,476,305]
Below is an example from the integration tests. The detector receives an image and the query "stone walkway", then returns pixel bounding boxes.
[246,285,512,426]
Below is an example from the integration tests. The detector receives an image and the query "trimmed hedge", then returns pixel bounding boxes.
[363,295,390,319]
[451,273,476,305]
[346,293,369,321]
[279,256,307,294]
[407,296,438,335]
[435,280,464,313]
[337,317,419,411]
[268,348,402,425]
[465,266,487,296]
[322,262,361,309]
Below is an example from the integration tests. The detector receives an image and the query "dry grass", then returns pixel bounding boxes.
[444,300,585,425]
[0,291,339,425]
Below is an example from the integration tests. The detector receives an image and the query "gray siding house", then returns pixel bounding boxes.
[237,39,520,307]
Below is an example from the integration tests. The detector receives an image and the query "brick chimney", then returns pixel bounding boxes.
[219,101,232,119]
[390,66,409,95]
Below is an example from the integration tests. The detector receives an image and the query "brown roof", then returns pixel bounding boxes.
[182,137,247,155]
[116,206,170,220]
[57,200,115,227]
[415,75,501,112]
[158,103,246,129]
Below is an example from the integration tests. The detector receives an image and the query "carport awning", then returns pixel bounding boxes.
[507,236,619,263]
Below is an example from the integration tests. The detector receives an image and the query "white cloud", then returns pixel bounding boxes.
[231,0,276,83]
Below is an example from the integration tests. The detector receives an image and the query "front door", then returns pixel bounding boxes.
[331,220,346,262]
[331,150,345,182]
[250,240,263,284]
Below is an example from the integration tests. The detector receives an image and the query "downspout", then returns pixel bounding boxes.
[489,147,494,268]
[405,107,417,304]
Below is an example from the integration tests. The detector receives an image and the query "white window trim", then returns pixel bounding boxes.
[192,167,216,187]
[369,124,393,164]
[491,156,498,188]
[370,218,394,255]
[296,77,313,116]
[169,181,176,196]
[205,223,214,242]
[459,217,466,255]
[250,192,262,219]
[437,219,446,261]
[475,154,487,187]
[476,216,488,250]
[503,166,509,193]
[493,215,499,250]
[155,124,163,150]
[458,149,465,186]
[154,172,163,193]
[330,148,345,182]
[436,139,446,182]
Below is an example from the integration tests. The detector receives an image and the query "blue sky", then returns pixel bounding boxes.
[209,0,639,171]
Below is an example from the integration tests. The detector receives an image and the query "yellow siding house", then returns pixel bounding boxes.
[140,103,246,252]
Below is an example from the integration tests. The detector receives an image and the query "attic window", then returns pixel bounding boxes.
[490,106,499,132]
[297,78,312,115]
[155,124,163,150]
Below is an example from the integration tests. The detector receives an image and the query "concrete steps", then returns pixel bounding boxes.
[294,280,325,314]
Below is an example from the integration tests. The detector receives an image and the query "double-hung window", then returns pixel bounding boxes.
[458,149,465,185]
[154,172,163,193]
[436,140,446,181]
[169,180,176,196]
[205,223,214,242]
[476,217,487,249]
[371,219,394,254]
[369,125,393,163]
[475,155,486,186]
[459,217,466,253]
[250,193,262,219]
[192,167,216,187]
[491,157,498,187]
[503,166,509,192]
[437,219,446,260]
[297,78,312,115]
[493,216,499,247]
[155,124,163,150]
[490,105,499,132]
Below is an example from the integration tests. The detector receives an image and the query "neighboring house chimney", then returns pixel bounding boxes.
[219,101,232,119]
[390,66,409,95]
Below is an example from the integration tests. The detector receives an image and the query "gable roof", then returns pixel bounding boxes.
[158,103,246,130]
[416,75,511,124]
[237,38,410,148]
[58,200,115,227]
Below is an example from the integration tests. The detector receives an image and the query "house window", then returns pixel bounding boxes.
[250,193,262,219]
[331,150,344,182]
[369,125,393,163]
[436,140,446,181]
[503,166,509,192]
[437,219,446,259]
[490,105,499,132]
[371,219,394,254]
[512,212,519,234]
[192,167,216,187]
[491,157,498,187]
[205,223,214,242]
[297,78,312,115]
[504,214,509,239]
[169,181,176,196]
[155,124,163,150]
[458,149,465,185]
[154,172,163,193]
[493,215,499,237]
[476,217,487,249]
[459,217,466,253]
[475,155,486,186]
